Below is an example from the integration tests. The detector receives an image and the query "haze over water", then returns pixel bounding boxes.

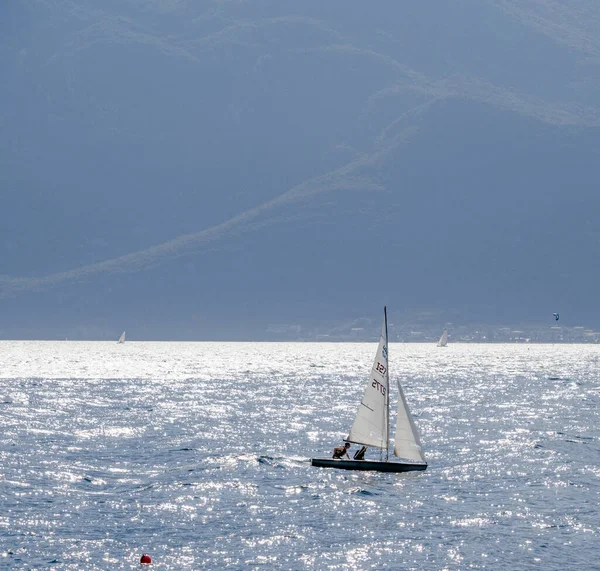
[1,341,598,569]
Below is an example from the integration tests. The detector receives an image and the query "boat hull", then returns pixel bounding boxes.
[311,458,427,472]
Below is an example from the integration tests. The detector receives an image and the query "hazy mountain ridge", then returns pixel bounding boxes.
[2,1,600,338]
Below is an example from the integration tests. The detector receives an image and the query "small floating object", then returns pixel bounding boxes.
[140,553,152,565]
[553,312,559,321]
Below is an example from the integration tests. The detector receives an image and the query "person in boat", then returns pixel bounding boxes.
[332,442,351,459]
[353,445,367,460]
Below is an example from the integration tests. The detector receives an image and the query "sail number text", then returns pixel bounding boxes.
[371,378,386,395]
[375,362,387,375]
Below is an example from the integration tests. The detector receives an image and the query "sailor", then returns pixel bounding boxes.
[353,446,367,460]
[332,442,351,459]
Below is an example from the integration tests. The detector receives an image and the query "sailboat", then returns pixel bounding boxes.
[437,328,448,347]
[311,307,427,473]
[117,331,126,344]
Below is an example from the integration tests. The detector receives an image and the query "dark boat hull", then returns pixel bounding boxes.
[311,458,427,472]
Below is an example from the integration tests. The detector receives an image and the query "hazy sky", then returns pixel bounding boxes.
[2,1,600,339]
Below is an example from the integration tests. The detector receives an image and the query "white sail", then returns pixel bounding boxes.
[118,331,126,344]
[437,328,448,347]
[346,311,389,449]
[393,380,426,462]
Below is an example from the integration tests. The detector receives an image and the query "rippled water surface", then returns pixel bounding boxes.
[1,341,599,569]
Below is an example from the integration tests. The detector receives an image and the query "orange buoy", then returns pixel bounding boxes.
[140,553,152,564]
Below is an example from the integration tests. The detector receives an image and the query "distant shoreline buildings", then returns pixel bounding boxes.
[266,322,600,343]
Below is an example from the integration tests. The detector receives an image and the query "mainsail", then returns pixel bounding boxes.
[437,328,448,347]
[393,380,426,462]
[118,331,126,344]
[346,310,389,449]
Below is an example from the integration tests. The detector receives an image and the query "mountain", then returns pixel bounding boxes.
[1,1,600,339]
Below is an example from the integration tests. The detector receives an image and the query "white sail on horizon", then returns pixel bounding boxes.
[118,331,126,344]
[346,314,389,449]
[437,328,448,347]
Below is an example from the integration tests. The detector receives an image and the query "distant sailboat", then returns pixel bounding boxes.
[311,307,427,473]
[117,331,126,344]
[437,328,448,347]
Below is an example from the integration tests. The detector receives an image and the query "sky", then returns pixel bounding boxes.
[1,1,600,340]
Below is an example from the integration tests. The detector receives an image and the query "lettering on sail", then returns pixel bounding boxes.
[371,379,386,395]
[375,362,387,375]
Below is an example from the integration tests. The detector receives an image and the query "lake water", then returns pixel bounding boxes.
[0,341,599,569]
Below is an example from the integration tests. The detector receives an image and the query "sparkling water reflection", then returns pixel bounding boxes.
[0,341,599,569]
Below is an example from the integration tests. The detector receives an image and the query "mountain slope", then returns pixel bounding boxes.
[1,1,599,338]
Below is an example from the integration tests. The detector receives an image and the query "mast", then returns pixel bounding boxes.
[384,306,389,462]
